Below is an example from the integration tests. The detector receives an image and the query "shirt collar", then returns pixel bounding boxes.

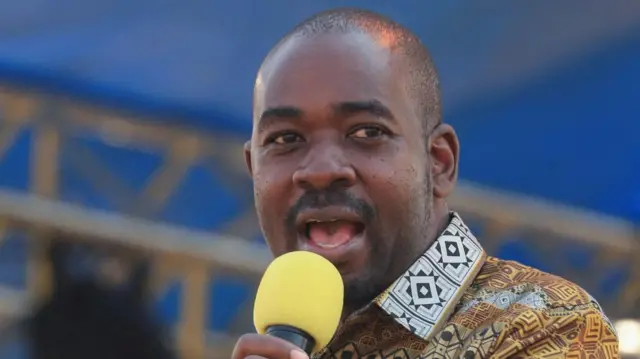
[373,212,486,341]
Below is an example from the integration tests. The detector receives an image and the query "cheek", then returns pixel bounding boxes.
[254,174,286,216]
[357,150,423,198]
[251,163,295,238]
[355,152,426,225]
[252,157,293,199]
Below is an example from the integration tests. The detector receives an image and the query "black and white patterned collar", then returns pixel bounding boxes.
[374,212,486,341]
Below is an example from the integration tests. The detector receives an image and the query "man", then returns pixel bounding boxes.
[234,8,619,359]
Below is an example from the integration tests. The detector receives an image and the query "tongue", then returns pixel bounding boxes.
[308,221,359,248]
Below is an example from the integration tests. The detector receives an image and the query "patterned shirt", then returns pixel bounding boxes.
[314,213,619,359]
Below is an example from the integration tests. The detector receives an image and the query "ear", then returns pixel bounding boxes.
[428,124,459,198]
[244,140,254,178]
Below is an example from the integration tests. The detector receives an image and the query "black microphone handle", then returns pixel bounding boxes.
[266,325,316,355]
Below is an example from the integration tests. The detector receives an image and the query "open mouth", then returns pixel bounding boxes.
[305,219,365,249]
[296,208,366,250]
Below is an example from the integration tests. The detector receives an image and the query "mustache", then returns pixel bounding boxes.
[285,189,376,231]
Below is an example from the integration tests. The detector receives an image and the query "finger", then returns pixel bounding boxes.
[232,334,308,359]
[290,350,309,359]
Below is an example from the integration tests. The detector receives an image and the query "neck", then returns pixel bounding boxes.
[417,200,451,257]
[431,200,451,238]
[339,202,453,321]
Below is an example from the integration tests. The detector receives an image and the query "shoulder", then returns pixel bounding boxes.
[473,256,594,306]
[450,257,618,357]
[456,256,616,333]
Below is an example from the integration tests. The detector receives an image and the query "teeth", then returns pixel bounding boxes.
[315,242,341,249]
[306,219,339,224]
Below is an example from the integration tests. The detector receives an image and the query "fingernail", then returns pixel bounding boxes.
[290,349,309,359]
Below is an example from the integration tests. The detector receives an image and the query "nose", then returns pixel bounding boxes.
[292,145,356,191]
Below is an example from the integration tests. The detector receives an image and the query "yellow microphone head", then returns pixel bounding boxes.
[253,251,344,352]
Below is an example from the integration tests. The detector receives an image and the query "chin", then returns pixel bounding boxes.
[342,272,382,306]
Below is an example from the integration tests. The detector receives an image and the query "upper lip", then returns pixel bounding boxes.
[294,206,365,235]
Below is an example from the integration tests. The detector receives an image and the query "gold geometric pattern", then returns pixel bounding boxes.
[313,213,619,359]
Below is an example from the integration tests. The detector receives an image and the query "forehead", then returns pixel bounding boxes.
[254,33,408,119]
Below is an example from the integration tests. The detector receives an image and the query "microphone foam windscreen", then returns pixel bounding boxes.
[253,251,344,352]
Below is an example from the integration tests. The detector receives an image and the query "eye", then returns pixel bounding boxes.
[266,132,304,145]
[349,126,388,139]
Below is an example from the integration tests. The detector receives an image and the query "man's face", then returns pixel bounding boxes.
[247,33,437,311]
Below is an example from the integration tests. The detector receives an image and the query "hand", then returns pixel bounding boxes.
[232,334,310,359]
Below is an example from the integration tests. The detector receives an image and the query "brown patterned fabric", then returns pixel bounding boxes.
[313,213,619,359]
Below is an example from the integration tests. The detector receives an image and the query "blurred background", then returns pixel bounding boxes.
[0,1,638,358]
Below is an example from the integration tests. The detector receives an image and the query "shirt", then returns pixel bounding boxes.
[314,213,619,359]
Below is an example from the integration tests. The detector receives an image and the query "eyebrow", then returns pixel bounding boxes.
[333,100,395,122]
[256,99,395,134]
[257,106,303,134]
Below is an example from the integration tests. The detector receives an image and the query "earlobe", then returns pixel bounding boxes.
[429,124,459,198]
[244,141,254,178]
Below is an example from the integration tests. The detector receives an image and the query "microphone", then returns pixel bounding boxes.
[253,251,344,355]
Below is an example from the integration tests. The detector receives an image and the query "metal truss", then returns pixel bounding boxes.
[0,86,262,358]
[0,87,638,358]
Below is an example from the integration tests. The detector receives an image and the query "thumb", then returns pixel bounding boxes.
[290,349,310,359]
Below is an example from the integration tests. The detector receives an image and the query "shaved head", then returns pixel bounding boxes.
[259,8,442,140]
